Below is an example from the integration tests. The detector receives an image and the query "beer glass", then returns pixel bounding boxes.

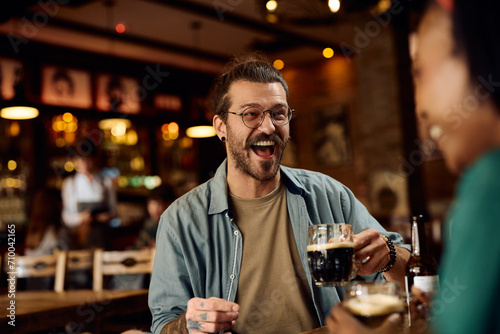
[344,281,405,329]
[307,223,354,287]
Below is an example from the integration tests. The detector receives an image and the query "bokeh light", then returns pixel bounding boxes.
[273,59,284,70]
[323,48,335,58]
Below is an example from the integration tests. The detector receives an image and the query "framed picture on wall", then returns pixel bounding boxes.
[313,104,352,167]
[0,58,23,101]
[95,74,141,114]
[41,66,92,108]
[154,94,182,112]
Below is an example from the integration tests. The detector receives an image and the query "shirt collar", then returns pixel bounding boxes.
[207,159,304,216]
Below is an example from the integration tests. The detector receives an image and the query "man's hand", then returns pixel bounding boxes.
[326,304,401,334]
[185,297,239,334]
[354,229,390,276]
[353,228,410,289]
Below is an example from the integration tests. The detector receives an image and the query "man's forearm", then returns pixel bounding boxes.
[160,313,188,334]
[383,245,410,288]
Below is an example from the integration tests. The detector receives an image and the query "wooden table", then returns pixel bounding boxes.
[0,289,149,334]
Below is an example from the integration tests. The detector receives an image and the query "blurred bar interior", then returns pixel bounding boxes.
[0,0,452,259]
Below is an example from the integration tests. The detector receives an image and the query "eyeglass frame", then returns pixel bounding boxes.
[227,105,295,129]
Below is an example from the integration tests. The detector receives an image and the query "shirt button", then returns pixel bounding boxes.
[230,274,235,280]
[234,231,239,236]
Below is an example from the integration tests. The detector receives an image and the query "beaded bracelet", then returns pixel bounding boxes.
[378,234,397,273]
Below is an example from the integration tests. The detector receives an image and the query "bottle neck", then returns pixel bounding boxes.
[411,220,428,256]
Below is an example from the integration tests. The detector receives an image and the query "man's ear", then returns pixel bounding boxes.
[213,115,227,141]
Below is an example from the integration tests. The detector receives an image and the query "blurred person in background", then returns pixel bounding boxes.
[131,184,176,250]
[326,1,500,334]
[110,185,176,290]
[24,188,68,289]
[61,143,117,250]
[25,188,68,256]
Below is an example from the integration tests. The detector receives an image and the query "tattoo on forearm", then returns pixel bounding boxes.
[161,313,188,334]
[187,319,203,331]
[200,313,208,321]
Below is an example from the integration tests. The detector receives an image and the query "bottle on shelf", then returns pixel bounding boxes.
[405,214,439,326]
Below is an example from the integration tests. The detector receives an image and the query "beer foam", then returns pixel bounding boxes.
[344,294,404,317]
[307,242,354,252]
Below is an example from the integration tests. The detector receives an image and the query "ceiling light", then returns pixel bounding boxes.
[266,0,278,12]
[115,23,126,33]
[328,0,341,13]
[186,125,216,138]
[0,106,39,120]
[111,122,127,136]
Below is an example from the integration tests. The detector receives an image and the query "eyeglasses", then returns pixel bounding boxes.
[228,105,295,129]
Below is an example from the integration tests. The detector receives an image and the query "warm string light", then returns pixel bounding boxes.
[130,156,145,171]
[162,122,180,141]
[376,0,391,13]
[51,112,78,147]
[7,160,17,171]
[97,118,137,144]
[117,175,162,189]
[64,161,75,172]
[7,122,20,137]
[323,48,335,58]
[266,13,278,23]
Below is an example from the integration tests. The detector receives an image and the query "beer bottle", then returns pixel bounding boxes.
[405,214,439,325]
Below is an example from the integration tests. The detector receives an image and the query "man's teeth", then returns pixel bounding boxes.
[253,140,275,146]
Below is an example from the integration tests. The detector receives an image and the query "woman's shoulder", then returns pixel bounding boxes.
[462,149,500,188]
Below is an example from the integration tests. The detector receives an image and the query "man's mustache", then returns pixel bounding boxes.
[246,133,287,149]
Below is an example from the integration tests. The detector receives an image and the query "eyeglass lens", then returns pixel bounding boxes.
[242,106,291,128]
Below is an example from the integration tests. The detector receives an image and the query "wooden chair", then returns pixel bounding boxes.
[92,248,155,333]
[93,248,155,292]
[66,249,94,271]
[64,248,94,290]
[4,250,67,292]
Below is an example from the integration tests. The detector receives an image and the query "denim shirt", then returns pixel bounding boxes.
[149,160,406,334]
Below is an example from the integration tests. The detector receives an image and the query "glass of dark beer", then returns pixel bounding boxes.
[307,223,355,287]
[343,281,405,329]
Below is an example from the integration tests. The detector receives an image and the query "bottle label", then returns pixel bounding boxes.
[414,275,439,293]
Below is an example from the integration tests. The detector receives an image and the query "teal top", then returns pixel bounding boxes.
[433,149,500,334]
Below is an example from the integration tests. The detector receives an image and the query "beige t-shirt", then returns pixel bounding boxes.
[230,183,319,334]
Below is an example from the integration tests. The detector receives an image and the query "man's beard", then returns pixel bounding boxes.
[227,127,289,182]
